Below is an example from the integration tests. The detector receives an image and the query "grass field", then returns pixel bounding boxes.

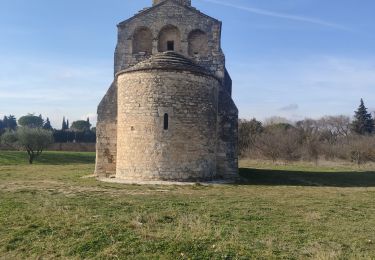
[1,151,375,259]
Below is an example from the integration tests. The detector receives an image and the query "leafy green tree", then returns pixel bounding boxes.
[1,127,54,164]
[71,120,91,132]
[18,114,44,128]
[43,117,53,130]
[352,99,374,135]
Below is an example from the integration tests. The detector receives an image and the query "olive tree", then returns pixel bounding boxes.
[1,128,54,164]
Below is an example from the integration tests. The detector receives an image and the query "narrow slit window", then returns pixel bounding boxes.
[167,41,174,51]
[163,113,169,130]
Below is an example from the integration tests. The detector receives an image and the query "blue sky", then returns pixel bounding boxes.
[1,0,375,128]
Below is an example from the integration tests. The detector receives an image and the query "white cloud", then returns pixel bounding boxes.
[200,0,351,31]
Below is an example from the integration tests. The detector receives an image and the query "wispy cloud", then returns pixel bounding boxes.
[230,55,375,120]
[0,55,112,128]
[200,0,350,31]
[280,104,299,112]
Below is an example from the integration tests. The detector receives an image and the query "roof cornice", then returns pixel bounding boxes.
[118,0,220,27]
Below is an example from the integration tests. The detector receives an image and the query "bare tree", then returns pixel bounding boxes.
[255,126,301,162]
[319,115,351,141]
[238,118,263,156]
[348,135,375,165]
[263,116,293,127]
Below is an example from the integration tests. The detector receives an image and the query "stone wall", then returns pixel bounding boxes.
[95,81,117,177]
[116,69,219,181]
[216,91,239,179]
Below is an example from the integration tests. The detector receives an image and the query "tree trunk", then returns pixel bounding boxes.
[27,150,34,164]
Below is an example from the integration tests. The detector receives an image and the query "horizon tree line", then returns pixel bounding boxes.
[0,114,96,143]
[239,99,375,165]
[1,98,374,145]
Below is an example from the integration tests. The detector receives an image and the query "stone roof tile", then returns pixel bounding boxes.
[120,51,214,77]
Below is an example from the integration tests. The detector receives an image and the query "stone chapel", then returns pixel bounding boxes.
[95,0,238,181]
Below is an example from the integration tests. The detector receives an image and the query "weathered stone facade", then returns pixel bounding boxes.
[96,0,238,181]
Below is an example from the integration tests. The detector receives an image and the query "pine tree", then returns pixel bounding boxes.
[3,116,8,129]
[3,115,17,130]
[352,99,375,135]
[62,117,67,130]
[43,118,53,130]
[38,114,44,126]
[0,119,4,134]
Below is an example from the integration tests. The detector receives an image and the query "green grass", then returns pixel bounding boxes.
[1,152,375,259]
[0,151,95,165]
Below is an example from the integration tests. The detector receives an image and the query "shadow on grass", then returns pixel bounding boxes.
[239,168,375,187]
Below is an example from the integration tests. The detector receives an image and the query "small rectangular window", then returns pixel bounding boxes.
[164,113,169,130]
[167,41,174,51]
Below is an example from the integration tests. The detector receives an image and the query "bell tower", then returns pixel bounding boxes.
[153,0,191,6]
